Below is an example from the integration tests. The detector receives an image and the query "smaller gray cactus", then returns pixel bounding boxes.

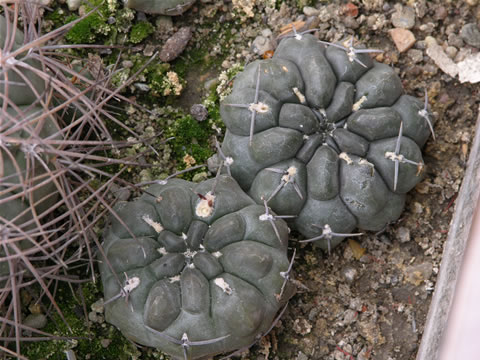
[100,175,293,359]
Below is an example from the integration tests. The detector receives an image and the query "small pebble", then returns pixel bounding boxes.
[143,44,155,57]
[396,227,411,243]
[303,6,320,17]
[134,83,150,92]
[404,262,433,286]
[433,6,448,21]
[159,27,192,62]
[24,314,47,329]
[207,154,221,173]
[251,35,274,56]
[466,0,478,5]
[343,16,359,29]
[407,49,423,63]
[342,266,358,283]
[296,352,309,360]
[121,60,134,68]
[343,3,359,17]
[419,23,435,34]
[445,46,458,59]
[292,318,312,335]
[448,33,464,48]
[67,0,81,11]
[29,303,42,315]
[342,309,358,325]
[100,339,111,348]
[454,48,473,63]
[390,28,416,53]
[190,104,208,121]
[88,311,99,323]
[391,6,416,29]
[445,23,456,36]
[91,299,104,314]
[460,23,480,48]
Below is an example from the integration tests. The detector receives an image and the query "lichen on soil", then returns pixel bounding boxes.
[19,0,480,359]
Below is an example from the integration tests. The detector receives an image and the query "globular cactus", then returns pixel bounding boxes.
[0,15,45,106]
[124,0,195,15]
[0,11,59,281]
[0,106,61,278]
[220,34,434,251]
[0,5,154,357]
[100,175,293,360]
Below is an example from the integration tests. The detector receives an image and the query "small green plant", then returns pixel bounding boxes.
[129,21,154,44]
[64,0,133,45]
[168,114,211,161]
[65,12,108,44]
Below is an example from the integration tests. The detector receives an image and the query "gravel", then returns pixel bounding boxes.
[460,23,480,48]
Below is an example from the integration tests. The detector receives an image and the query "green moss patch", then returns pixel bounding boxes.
[129,21,154,44]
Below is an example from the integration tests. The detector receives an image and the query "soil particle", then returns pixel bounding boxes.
[252,30,275,55]
[460,23,480,48]
[390,28,416,53]
[391,5,416,29]
[23,314,47,330]
[407,48,424,63]
[190,103,208,121]
[396,227,411,243]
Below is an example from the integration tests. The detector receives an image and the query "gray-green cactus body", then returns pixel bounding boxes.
[0,15,45,106]
[220,35,432,251]
[0,106,60,278]
[100,175,291,359]
[124,0,195,15]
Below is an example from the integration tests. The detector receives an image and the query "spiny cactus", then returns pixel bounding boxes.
[100,175,293,360]
[124,0,195,15]
[220,34,434,251]
[0,3,155,357]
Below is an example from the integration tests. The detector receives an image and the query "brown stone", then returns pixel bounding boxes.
[389,28,416,53]
[159,27,192,62]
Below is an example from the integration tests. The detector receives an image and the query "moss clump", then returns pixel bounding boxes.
[65,13,107,44]
[110,53,187,99]
[64,0,135,45]
[129,21,154,44]
[166,113,213,177]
